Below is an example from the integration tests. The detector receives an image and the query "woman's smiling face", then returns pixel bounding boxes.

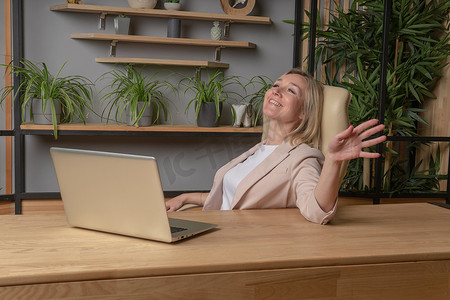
[263,73,308,126]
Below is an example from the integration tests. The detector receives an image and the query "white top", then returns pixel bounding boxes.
[221,144,279,210]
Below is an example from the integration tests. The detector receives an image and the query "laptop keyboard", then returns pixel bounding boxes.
[171,226,188,234]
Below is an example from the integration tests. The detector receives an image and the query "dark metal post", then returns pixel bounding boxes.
[13,0,24,214]
[307,0,318,75]
[447,151,450,205]
[293,0,303,68]
[373,0,392,205]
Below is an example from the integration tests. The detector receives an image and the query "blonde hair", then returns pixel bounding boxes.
[283,68,323,147]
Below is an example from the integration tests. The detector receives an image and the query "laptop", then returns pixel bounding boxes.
[50,147,217,243]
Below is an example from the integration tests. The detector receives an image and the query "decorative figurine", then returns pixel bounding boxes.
[210,21,222,40]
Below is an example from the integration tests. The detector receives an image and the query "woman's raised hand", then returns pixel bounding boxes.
[327,119,386,162]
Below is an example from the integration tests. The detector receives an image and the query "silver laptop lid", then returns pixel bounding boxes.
[50,147,174,242]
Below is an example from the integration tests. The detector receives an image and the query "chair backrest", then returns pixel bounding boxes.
[262,85,351,182]
[321,85,351,181]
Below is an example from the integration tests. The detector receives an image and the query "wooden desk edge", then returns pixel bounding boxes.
[1,204,450,288]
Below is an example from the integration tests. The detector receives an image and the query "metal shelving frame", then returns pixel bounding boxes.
[0,0,267,213]
[1,0,449,214]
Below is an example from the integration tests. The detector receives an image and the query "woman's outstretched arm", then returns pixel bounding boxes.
[314,119,386,212]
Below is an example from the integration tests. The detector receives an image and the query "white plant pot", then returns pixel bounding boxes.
[164,3,182,10]
[127,0,157,9]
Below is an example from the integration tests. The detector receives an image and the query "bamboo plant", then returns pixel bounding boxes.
[286,0,450,194]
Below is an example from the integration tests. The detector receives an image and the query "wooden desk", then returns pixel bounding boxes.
[1,203,449,299]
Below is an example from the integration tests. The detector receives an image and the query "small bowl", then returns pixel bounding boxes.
[127,0,157,9]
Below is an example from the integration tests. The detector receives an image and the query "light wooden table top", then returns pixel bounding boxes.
[1,203,449,287]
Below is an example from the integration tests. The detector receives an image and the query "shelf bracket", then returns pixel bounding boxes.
[214,46,224,62]
[224,22,231,38]
[99,12,107,30]
[109,40,118,57]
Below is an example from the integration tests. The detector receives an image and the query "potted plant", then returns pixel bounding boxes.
[164,0,181,11]
[181,70,237,127]
[0,59,93,138]
[114,14,131,35]
[100,65,174,127]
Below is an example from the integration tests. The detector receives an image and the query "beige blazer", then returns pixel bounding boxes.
[203,141,337,224]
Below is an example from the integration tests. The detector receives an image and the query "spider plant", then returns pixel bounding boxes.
[0,59,93,139]
[100,65,174,126]
[181,70,239,126]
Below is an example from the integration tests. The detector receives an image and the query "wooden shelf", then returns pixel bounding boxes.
[50,4,272,24]
[52,4,270,69]
[71,33,256,49]
[20,123,263,134]
[95,57,229,68]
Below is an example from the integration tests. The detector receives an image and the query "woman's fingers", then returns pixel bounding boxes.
[334,124,354,141]
[359,151,382,159]
[360,124,386,141]
[353,119,380,134]
[361,135,387,148]
[354,120,386,141]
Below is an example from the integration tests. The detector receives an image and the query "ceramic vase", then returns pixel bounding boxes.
[167,19,181,38]
[232,103,253,127]
[210,21,222,40]
[114,16,130,35]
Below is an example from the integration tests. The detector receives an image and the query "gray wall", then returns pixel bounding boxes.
[7,0,297,193]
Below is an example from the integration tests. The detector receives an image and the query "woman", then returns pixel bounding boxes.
[166,68,386,224]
